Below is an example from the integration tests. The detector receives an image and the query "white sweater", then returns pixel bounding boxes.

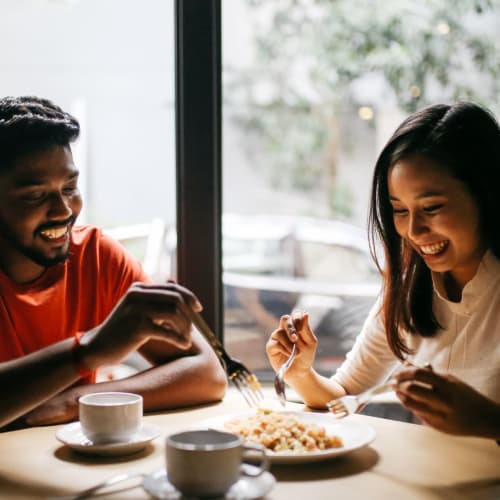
[333,250,500,403]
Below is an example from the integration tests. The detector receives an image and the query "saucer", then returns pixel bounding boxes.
[142,465,276,500]
[56,421,161,456]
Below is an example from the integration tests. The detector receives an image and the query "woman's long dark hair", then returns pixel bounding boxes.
[368,102,500,359]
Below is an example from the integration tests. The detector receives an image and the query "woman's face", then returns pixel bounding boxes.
[388,155,486,290]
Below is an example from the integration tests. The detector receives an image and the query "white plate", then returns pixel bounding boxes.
[196,411,376,464]
[56,421,161,456]
[143,465,275,500]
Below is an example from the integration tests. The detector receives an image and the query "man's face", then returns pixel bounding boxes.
[0,145,82,282]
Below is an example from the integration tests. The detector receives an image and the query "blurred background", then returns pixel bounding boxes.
[2,0,500,381]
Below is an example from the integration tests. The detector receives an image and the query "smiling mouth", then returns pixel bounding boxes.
[419,240,449,255]
[39,226,69,240]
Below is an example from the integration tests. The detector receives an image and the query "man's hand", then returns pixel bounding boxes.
[81,282,203,370]
[23,387,81,426]
[394,365,500,439]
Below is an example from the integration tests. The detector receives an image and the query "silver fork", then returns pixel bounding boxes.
[191,312,264,408]
[48,472,146,500]
[274,316,299,406]
[326,380,395,418]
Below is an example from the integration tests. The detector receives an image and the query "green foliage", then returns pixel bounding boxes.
[227,0,500,216]
[328,183,353,219]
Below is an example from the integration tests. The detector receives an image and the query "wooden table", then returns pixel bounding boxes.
[0,388,498,499]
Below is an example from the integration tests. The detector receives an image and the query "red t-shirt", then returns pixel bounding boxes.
[0,225,149,380]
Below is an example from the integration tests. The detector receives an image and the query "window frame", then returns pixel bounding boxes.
[175,0,223,338]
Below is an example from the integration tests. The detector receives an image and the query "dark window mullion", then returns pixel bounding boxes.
[175,0,223,337]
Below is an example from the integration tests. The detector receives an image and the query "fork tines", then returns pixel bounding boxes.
[190,312,264,409]
[230,370,264,408]
[230,373,263,408]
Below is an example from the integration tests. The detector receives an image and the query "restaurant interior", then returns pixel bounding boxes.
[0,1,499,498]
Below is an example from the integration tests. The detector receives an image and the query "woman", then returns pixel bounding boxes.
[267,102,500,439]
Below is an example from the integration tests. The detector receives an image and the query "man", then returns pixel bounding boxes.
[0,96,227,430]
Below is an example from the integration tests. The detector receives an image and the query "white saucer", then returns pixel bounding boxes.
[56,421,161,456]
[143,465,276,500]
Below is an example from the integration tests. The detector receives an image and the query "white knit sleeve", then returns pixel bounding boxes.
[331,297,400,394]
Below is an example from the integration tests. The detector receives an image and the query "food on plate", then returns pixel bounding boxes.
[224,409,343,453]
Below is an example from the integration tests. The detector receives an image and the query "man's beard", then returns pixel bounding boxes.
[17,244,70,267]
[0,217,74,268]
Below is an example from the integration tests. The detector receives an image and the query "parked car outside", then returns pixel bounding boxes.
[220,214,381,375]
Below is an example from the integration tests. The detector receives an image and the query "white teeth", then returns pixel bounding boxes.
[420,241,448,255]
[40,227,68,239]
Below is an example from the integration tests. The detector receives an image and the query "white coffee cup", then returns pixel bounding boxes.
[78,392,143,444]
[166,429,269,497]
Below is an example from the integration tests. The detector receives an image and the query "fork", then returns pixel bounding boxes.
[191,312,264,408]
[326,380,395,418]
[274,316,299,406]
[48,472,146,500]
[274,343,296,406]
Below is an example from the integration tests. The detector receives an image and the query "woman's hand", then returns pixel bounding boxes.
[394,365,500,439]
[266,311,346,408]
[266,311,317,381]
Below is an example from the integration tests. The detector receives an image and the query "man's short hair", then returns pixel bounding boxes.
[0,96,80,170]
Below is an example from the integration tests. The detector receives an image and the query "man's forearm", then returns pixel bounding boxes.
[24,348,227,427]
[86,353,227,411]
[0,338,80,429]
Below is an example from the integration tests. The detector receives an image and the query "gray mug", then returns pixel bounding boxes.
[166,429,269,497]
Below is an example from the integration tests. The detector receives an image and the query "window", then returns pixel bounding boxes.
[0,0,176,242]
[221,0,500,377]
[9,1,498,382]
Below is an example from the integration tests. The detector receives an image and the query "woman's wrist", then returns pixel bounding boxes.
[285,365,314,386]
[287,367,340,409]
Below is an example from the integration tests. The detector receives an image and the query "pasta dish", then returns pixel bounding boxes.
[224,409,343,453]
